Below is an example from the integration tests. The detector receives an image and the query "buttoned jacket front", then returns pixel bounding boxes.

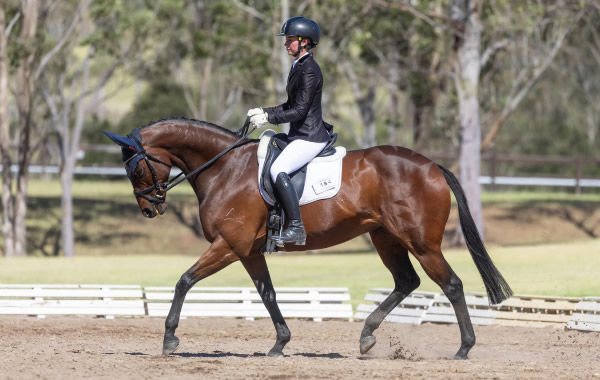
[265,54,331,143]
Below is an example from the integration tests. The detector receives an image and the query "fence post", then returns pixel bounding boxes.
[489,150,497,191]
[575,157,582,195]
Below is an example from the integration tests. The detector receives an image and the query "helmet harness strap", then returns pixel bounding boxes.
[293,36,304,58]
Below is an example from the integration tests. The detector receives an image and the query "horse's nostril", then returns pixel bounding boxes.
[142,208,154,217]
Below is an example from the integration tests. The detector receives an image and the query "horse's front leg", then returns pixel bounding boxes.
[241,253,291,357]
[163,236,239,355]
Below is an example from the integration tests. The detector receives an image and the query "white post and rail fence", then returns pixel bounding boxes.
[1,284,599,332]
[3,147,600,193]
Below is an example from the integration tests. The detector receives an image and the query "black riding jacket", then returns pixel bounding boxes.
[265,53,332,143]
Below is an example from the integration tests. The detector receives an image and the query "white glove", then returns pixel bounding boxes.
[247,108,264,117]
[248,109,269,128]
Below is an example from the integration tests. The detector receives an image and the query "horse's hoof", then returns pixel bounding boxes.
[267,349,284,357]
[162,336,180,356]
[453,350,469,360]
[360,335,376,354]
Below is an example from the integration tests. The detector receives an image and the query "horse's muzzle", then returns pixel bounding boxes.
[142,203,167,218]
[156,203,167,215]
[142,207,157,218]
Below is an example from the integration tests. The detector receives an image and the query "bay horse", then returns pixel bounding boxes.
[105,117,512,360]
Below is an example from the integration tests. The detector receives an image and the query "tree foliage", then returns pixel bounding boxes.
[1,0,599,255]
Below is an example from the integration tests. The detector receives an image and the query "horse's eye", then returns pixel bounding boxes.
[134,166,144,178]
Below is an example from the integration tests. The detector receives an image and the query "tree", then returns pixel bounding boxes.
[557,4,600,149]
[0,4,20,257]
[153,0,273,126]
[479,1,585,151]
[40,0,160,256]
[0,0,39,257]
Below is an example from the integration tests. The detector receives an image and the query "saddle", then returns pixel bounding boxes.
[256,130,346,254]
[259,132,337,203]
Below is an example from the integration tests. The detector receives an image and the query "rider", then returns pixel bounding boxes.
[247,16,332,246]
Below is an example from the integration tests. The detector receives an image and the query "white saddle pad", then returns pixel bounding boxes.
[256,130,346,206]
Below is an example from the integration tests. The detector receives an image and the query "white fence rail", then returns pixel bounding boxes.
[355,289,600,332]
[2,165,600,189]
[0,284,352,321]
[3,284,600,331]
[0,284,145,319]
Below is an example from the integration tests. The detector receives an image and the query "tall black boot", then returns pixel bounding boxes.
[272,172,306,246]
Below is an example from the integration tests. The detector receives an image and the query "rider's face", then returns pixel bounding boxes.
[285,36,307,56]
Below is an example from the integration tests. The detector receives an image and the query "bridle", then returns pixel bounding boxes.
[126,121,257,208]
[124,148,171,205]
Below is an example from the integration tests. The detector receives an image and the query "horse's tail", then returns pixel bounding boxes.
[437,164,513,305]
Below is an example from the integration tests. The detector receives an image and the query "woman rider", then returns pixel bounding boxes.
[247,16,332,246]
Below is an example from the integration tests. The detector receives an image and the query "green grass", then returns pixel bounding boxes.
[481,190,600,204]
[2,240,600,308]
[27,177,196,198]
[27,178,600,202]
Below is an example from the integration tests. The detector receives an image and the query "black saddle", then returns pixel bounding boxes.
[259,133,337,203]
[260,132,337,254]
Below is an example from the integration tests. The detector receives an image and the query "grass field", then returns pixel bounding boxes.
[2,240,600,308]
[2,178,600,307]
[26,178,600,201]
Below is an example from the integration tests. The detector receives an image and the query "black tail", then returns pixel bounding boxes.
[438,164,513,305]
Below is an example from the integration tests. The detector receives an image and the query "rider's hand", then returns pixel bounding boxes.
[247,108,269,128]
[247,108,264,117]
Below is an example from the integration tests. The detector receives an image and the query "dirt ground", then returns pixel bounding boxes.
[1,316,599,380]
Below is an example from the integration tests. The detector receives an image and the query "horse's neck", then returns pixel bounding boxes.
[146,122,237,170]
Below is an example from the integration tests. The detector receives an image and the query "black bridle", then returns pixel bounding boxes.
[128,121,257,207]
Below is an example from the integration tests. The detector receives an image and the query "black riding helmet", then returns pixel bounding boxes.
[277,16,320,47]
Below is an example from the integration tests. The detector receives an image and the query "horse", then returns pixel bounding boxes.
[104,117,512,360]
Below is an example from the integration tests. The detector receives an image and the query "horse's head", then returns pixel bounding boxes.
[104,129,172,218]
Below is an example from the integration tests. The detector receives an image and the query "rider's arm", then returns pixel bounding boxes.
[265,67,321,125]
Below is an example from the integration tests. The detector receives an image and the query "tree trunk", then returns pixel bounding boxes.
[452,0,484,241]
[387,88,399,146]
[14,173,28,256]
[198,57,212,120]
[386,50,401,146]
[0,7,15,257]
[59,48,91,257]
[278,0,290,133]
[61,162,75,257]
[12,0,39,256]
[343,60,377,148]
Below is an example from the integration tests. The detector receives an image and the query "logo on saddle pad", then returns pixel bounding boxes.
[257,130,346,206]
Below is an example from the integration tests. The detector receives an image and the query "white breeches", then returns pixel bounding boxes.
[270,139,327,183]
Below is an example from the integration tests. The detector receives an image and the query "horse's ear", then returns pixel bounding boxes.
[104,131,137,150]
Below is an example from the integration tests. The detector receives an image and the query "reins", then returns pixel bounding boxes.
[132,120,257,204]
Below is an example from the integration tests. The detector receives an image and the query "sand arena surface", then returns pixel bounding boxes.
[1,316,600,379]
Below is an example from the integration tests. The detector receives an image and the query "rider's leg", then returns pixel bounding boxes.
[269,139,328,183]
[273,172,306,245]
[270,139,326,246]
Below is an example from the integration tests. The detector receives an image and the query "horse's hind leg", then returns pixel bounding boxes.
[163,237,239,355]
[413,247,475,360]
[360,228,421,354]
[241,253,291,357]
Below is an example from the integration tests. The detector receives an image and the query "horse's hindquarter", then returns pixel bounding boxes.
[298,146,451,250]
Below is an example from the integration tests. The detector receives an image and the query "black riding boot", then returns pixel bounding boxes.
[272,172,306,246]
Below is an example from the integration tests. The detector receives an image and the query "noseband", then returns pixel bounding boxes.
[124,122,256,207]
[125,150,171,205]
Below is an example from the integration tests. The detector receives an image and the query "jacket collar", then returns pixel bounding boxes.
[292,52,312,69]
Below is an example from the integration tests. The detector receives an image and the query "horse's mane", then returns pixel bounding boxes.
[140,117,244,137]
